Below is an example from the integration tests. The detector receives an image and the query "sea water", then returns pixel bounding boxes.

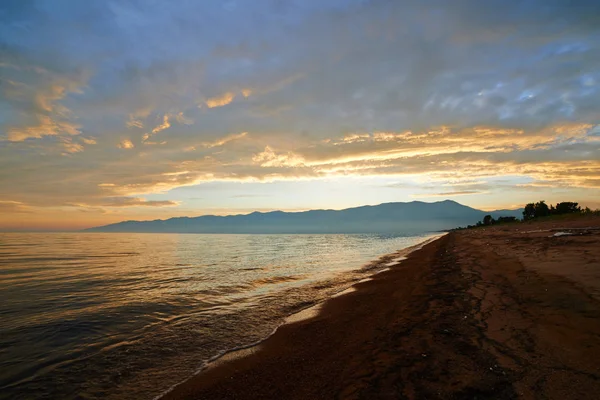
[0,232,436,400]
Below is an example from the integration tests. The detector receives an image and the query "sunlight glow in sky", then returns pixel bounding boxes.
[1,0,599,230]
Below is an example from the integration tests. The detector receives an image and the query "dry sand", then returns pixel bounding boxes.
[162,215,600,400]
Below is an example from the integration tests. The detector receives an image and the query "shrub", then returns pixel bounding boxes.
[496,216,518,223]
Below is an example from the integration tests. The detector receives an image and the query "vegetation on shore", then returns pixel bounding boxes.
[457,201,599,230]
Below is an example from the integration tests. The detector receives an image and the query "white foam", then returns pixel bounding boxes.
[331,286,357,298]
[384,256,407,267]
[284,303,324,324]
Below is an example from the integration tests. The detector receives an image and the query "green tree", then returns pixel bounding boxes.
[534,201,550,217]
[523,203,535,220]
[554,202,581,214]
[483,214,494,226]
[523,200,551,220]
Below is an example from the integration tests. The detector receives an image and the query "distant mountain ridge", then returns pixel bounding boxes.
[85,200,522,234]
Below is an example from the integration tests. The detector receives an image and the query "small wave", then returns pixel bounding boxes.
[2,232,443,400]
[249,275,306,287]
[152,240,435,400]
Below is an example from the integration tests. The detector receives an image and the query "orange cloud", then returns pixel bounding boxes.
[205,92,236,108]
[7,115,81,142]
[3,70,87,142]
[126,115,144,128]
[0,200,33,214]
[252,146,306,167]
[59,137,84,154]
[119,139,134,149]
[204,131,248,148]
[412,190,487,198]
[100,197,180,207]
[151,114,171,134]
[204,89,252,108]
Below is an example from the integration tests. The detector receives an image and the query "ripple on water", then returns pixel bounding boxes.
[0,232,441,400]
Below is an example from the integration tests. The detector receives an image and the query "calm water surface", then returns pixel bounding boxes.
[0,232,435,400]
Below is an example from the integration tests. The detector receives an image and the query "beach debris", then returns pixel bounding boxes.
[552,232,573,237]
[550,227,600,232]
[546,227,599,237]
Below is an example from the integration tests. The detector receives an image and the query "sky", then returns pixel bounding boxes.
[1,0,600,231]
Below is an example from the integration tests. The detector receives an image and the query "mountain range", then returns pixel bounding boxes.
[85,200,522,234]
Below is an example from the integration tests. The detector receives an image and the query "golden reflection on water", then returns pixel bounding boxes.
[0,232,436,400]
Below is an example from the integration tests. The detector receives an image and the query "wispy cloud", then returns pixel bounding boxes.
[0,200,33,213]
[1,63,87,142]
[230,194,271,198]
[100,197,180,207]
[126,115,144,129]
[151,115,171,134]
[203,131,247,149]
[412,190,486,198]
[252,146,306,168]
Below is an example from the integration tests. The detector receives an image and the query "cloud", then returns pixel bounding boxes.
[119,139,135,149]
[1,0,599,226]
[1,61,87,142]
[0,200,33,213]
[59,137,84,154]
[173,111,193,125]
[100,197,179,207]
[205,92,236,108]
[184,131,248,151]
[203,131,247,148]
[6,116,81,142]
[126,115,144,128]
[151,114,171,134]
[141,114,172,143]
[412,190,486,198]
[252,146,306,167]
[230,194,270,198]
[203,89,252,108]
[142,113,193,144]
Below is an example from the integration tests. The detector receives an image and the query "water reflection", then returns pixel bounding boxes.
[0,232,435,400]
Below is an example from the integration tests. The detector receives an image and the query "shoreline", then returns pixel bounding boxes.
[155,233,445,400]
[161,216,600,399]
[161,232,461,400]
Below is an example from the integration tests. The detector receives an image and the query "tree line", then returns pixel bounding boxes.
[464,201,598,229]
[522,201,585,220]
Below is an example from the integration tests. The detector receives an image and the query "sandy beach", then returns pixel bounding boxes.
[162,215,600,400]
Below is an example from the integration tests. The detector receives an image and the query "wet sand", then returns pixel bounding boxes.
[162,215,600,399]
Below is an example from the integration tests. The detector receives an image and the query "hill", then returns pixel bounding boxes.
[85,200,522,234]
